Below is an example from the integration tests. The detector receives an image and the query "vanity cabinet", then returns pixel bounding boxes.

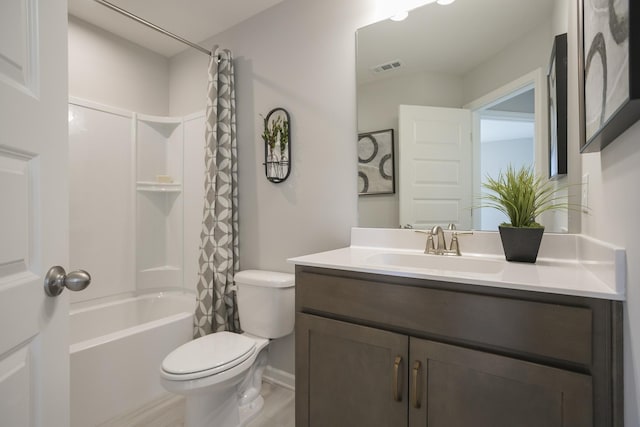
[295,266,622,427]
[297,314,409,426]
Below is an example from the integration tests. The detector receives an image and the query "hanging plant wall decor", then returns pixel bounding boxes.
[261,108,291,183]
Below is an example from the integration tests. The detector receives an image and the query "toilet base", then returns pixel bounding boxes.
[183,383,265,427]
[239,394,264,426]
[184,384,240,427]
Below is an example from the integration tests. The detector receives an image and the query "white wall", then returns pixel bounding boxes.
[68,16,170,115]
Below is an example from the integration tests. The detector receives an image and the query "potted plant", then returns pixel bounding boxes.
[480,165,567,263]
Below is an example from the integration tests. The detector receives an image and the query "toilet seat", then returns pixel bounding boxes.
[161,332,256,381]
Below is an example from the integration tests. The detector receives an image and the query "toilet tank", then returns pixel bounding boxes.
[234,270,295,339]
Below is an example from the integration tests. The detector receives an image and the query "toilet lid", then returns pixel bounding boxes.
[162,332,256,376]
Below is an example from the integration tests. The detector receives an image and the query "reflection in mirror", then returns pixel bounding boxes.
[357,0,574,232]
[478,91,535,230]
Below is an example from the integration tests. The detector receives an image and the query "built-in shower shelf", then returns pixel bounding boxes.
[136,181,182,193]
[139,265,182,273]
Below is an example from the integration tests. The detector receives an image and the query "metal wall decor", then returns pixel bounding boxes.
[358,129,395,195]
[578,0,640,152]
[548,33,568,179]
[262,108,291,183]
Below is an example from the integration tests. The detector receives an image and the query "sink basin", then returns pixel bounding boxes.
[365,252,504,275]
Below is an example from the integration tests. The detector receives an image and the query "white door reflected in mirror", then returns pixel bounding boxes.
[399,105,472,230]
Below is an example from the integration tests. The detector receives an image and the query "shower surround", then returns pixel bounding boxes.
[68,98,208,423]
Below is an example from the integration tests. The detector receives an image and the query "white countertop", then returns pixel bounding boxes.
[288,228,626,301]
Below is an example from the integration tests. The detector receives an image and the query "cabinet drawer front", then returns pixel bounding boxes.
[297,270,592,366]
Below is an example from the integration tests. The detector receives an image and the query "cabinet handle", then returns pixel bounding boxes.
[412,360,422,408]
[393,355,402,402]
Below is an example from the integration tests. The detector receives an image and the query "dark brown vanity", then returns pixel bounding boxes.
[295,265,623,427]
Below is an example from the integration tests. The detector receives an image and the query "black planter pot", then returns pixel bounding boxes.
[498,225,545,263]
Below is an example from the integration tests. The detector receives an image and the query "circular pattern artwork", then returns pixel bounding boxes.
[358,129,395,195]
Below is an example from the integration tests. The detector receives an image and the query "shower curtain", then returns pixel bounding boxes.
[194,47,241,338]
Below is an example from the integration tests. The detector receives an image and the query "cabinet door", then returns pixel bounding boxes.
[409,339,592,427]
[296,313,409,427]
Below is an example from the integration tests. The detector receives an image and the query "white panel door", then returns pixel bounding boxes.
[399,105,472,230]
[0,0,71,426]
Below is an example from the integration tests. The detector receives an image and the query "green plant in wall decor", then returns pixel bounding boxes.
[261,108,291,183]
[279,118,289,157]
[480,165,568,263]
[261,115,280,153]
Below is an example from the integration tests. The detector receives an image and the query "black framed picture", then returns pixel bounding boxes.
[548,33,568,179]
[578,0,640,152]
[358,129,395,195]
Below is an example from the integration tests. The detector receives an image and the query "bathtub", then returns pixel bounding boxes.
[70,293,194,427]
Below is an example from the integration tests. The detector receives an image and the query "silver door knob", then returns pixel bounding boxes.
[44,266,91,297]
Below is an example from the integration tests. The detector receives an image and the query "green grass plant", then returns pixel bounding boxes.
[480,165,568,228]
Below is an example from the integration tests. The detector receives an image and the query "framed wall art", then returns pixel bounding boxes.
[578,0,640,152]
[548,33,568,178]
[358,129,395,195]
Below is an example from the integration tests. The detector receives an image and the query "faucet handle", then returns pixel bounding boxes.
[447,223,457,230]
[414,230,435,254]
[426,231,435,254]
[449,233,461,256]
[448,230,473,256]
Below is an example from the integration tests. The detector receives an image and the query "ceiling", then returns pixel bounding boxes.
[68,0,283,57]
[357,0,556,84]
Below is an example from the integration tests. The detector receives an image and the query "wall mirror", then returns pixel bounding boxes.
[356,0,576,232]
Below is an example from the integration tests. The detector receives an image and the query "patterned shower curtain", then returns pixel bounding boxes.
[194,47,241,338]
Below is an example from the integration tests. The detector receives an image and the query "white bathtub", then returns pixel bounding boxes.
[70,293,194,427]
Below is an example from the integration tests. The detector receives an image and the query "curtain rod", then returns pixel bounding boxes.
[93,0,213,57]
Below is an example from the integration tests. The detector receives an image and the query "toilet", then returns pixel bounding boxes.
[160,270,295,427]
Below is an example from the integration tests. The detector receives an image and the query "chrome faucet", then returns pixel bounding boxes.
[431,225,447,255]
[416,224,473,256]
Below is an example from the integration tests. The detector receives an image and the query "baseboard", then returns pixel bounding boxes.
[263,365,295,391]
